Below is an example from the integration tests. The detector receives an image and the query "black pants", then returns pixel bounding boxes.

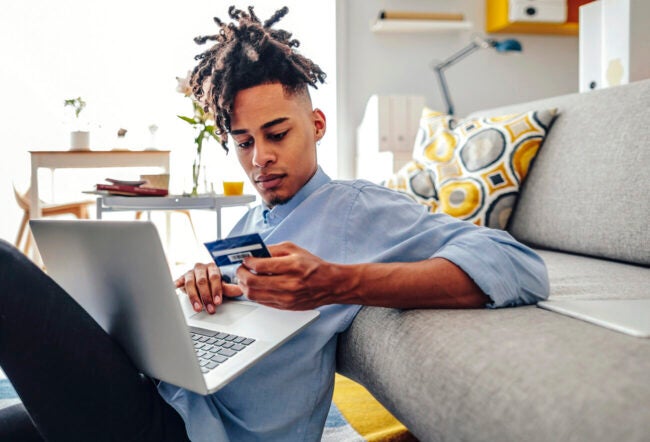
[0,240,190,441]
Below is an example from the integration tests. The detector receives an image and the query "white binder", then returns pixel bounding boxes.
[579,0,650,92]
[356,95,425,182]
[579,1,602,92]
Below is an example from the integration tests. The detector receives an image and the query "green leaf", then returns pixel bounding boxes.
[64,97,86,118]
[178,115,197,125]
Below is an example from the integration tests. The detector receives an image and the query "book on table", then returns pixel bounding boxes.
[95,181,168,197]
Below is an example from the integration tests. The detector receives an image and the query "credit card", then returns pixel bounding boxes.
[204,233,271,267]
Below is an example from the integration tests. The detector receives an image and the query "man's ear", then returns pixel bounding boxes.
[313,109,326,141]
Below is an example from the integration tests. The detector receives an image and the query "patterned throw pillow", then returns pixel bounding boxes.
[383,107,557,229]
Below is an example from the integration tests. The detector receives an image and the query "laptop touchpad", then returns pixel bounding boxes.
[191,301,257,326]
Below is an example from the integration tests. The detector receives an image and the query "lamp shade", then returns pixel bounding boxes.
[493,39,523,52]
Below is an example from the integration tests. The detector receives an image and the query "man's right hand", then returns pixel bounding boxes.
[174,262,243,314]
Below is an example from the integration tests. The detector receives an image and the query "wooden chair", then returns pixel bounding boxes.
[13,185,94,255]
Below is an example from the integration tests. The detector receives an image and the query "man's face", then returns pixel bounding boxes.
[229,83,326,208]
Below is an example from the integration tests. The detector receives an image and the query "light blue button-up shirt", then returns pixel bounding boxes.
[159,167,549,441]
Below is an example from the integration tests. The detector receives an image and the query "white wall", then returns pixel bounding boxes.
[337,0,579,178]
[0,1,336,244]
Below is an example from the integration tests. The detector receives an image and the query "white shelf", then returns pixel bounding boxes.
[97,194,256,210]
[371,19,473,34]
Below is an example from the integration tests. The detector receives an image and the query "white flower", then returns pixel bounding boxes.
[176,71,193,97]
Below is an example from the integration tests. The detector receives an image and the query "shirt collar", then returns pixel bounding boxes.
[261,166,331,225]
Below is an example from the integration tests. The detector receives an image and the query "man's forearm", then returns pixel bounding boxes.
[332,258,490,309]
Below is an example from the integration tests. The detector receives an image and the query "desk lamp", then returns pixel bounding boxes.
[432,36,522,116]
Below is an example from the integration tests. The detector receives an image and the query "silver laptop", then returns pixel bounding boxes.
[30,219,319,394]
[537,299,650,338]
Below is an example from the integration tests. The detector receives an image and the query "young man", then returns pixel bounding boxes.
[0,6,548,441]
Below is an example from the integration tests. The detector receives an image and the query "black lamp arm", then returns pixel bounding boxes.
[434,40,483,71]
[432,37,498,116]
[434,66,454,116]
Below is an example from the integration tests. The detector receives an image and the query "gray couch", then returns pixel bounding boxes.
[337,79,650,441]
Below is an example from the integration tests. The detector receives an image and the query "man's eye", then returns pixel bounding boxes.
[238,139,253,149]
[269,130,288,141]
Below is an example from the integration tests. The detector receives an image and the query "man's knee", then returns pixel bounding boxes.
[0,240,37,281]
[0,240,23,265]
[0,239,21,255]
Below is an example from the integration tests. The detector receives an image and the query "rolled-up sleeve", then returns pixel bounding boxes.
[343,183,550,308]
[432,227,549,307]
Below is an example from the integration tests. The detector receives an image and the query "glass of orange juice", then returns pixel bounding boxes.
[222,181,244,196]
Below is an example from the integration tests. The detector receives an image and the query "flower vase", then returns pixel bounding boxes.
[70,130,90,151]
[191,149,203,196]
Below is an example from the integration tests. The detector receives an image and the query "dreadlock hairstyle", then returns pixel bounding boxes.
[190,5,327,151]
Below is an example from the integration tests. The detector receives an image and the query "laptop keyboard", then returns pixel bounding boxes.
[189,326,256,374]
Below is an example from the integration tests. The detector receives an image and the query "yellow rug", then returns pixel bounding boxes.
[332,374,419,442]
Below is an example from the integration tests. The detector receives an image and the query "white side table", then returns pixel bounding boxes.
[96,194,256,239]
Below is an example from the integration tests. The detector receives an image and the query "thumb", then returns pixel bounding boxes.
[267,241,297,257]
[222,283,244,298]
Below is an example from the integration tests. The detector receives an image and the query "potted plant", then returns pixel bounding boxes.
[64,97,90,150]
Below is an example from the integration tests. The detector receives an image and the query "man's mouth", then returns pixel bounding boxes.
[255,174,285,190]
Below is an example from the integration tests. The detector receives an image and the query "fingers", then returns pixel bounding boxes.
[266,242,296,257]
[238,268,301,293]
[242,256,290,276]
[182,270,202,312]
[178,242,322,311]
[235,266,318,310]
[174,274,185,288]
[235,242,330,311]
[206,262,223,306]
[183,262,223,314]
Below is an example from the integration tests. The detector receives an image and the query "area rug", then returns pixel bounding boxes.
[0,376,416,441]
[323,374,418,442]
[0,379,20,409]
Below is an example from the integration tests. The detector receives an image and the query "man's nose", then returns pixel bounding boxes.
[252,141,276,168]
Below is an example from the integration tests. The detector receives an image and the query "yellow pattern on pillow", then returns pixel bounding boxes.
[384,107,557,229]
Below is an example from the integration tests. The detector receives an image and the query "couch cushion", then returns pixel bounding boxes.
[383,108,557,229]
[468,79,650,266]
[338,252,650,441]
[538,249,649,299]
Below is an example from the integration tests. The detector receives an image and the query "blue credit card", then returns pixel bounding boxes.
[204,233,271,267]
